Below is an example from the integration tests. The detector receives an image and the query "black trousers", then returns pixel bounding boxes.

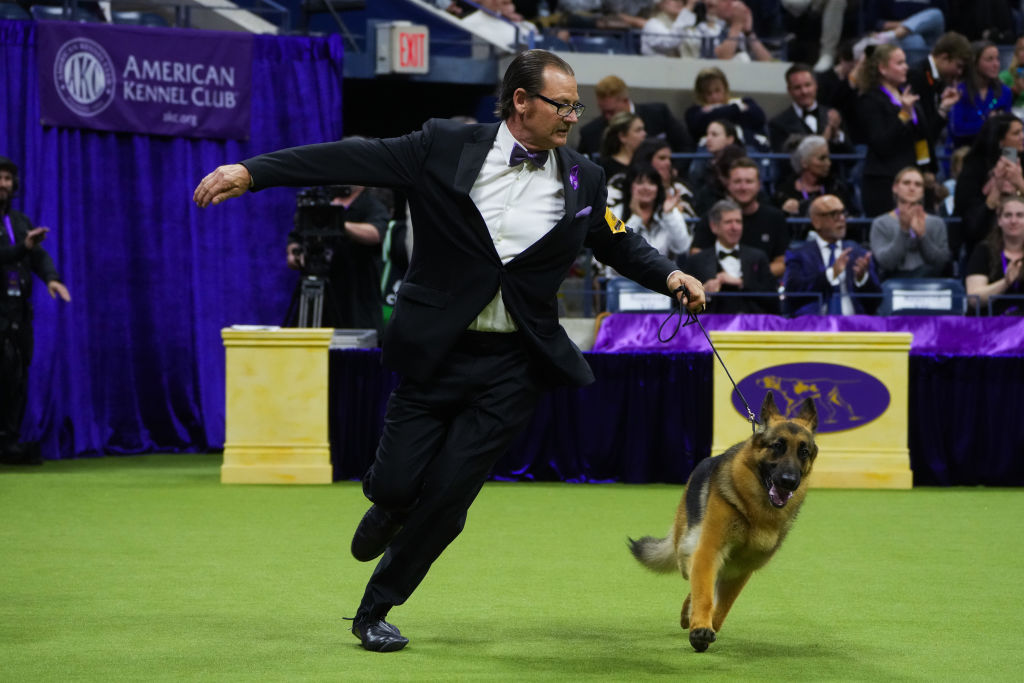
[0,317,32,450]
[356,331,543,619]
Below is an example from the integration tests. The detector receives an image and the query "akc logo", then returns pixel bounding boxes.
[733,362,890,434]
[53,37,116,117]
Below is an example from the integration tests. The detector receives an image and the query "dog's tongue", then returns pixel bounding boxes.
[768,484,793,508]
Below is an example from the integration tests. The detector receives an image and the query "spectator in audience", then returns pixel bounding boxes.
[948,41,1013,150]
[779,0,848,73]
[855,44,934,217]
[965,196,1024,315]
[576,75,694,171]
[674,0,774,61]
[769,63,852,154]
[604,164,693,275]
[774,135,856,223]
[869,166,951,279]
[546,0,654,32]
[642,0,688,56]
[684,67,768,143]
[784,194,880,315]
[816,39,863,142]
[600,111,646,178]
[686,199,780,313]
[860,0,947,54]
[461,0,539,51]
[998,36,1024,120]
[630,137,698,220]
[688,118,739,193]
[691,142,753,213]
[947,0,1017,44]
[954,112,1024,259]
[906,32,972,143]
[942,145,970,216]
[691,157,789,277]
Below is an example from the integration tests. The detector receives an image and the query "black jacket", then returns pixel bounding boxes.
[244,119,679,386]
[576,101,693,160]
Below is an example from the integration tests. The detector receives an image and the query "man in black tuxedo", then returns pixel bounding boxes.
[768,63,851,154]
[194,50,706,653]
[686,199,779,314]
[575,74,693,171]
[905,31,971,143]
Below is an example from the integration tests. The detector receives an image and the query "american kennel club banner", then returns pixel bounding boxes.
[38,23,253,140]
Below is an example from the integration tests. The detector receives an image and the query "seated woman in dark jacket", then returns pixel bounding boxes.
[965,196,1024,315]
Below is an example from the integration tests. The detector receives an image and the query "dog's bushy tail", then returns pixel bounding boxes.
[628,534,677,573]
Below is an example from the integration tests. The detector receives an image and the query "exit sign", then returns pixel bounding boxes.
[376,22,430,75]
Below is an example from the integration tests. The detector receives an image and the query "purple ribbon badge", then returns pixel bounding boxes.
[569,164,579,190]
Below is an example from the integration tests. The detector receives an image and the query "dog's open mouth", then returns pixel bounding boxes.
[764,476,794,508]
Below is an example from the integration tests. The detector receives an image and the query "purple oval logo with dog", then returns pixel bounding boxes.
[732,363,890,433]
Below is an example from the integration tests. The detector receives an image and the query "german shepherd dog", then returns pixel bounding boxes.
[629,391,818,652]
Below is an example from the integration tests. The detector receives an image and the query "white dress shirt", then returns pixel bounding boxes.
[715,240,742,279]
[808,230,867,315]
[467,122,565,331]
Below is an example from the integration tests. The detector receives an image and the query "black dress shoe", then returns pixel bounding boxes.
[351,618,409,652]
[350,505,402,562]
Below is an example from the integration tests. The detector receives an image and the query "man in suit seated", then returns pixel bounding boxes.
[769,63,852,155]
[690,157,790,278]
[687,199,780,313]
[784,194,881,315]
[576,74,693,172]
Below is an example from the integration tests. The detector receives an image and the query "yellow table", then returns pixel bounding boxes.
[220,328,334,484]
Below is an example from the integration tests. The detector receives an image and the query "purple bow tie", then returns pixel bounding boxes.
[509,144,548,169]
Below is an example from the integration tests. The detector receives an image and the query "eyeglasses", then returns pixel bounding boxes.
[532,93,585,118]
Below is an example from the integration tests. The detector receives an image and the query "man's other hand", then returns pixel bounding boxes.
[193,164,252,208]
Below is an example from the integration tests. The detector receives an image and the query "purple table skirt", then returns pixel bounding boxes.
[593,314,1024,357]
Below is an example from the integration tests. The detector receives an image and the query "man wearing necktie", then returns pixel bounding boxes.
[784,194,880,315]
[193,50,706,652]
[686,199,779,313]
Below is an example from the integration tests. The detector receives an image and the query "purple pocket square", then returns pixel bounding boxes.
[575,206,592,218]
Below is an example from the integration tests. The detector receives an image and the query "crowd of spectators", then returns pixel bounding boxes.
[542,6,1024,316]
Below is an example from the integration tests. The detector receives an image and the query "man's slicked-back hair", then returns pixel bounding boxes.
[496,49,575,120]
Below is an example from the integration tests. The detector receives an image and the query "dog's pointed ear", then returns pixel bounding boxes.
[796,397,818,432]
[759,391,781,425]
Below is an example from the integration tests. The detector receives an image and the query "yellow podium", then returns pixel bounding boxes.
[221,328,334,484]
[710,331,913,489]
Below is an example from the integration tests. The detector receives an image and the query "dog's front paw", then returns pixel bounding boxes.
[689,627,716,652]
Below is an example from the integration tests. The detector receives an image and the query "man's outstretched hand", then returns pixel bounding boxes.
[193,164,252,208]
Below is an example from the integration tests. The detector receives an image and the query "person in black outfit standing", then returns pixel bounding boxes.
[855,44,936,217]
[194,50,706,653]
[286,183,389,331]
[0,156,71,465]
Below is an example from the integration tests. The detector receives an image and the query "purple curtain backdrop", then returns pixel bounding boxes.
[1,19,344,458]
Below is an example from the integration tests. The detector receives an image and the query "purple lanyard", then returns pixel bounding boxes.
[3,215,13,245]
[1003,251,1022,290]
[881,86,917,125]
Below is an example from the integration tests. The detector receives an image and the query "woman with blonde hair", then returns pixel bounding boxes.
[854,43,933,216]
[683,67,766,141]
[965,196,1024,315]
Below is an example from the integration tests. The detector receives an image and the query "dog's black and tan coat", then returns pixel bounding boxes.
[630,391,819,652]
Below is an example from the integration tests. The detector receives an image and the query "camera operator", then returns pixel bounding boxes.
[287,184,390,331]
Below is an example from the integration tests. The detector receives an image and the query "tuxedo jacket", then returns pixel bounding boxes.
[767,104,853,156]
[783,239,881,316]
[243,119,678,387]
[906,58,946,140]
[576,101,693,158]
[686,245,779,314]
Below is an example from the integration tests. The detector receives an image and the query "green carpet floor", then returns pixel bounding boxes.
[2,454,1022,681]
